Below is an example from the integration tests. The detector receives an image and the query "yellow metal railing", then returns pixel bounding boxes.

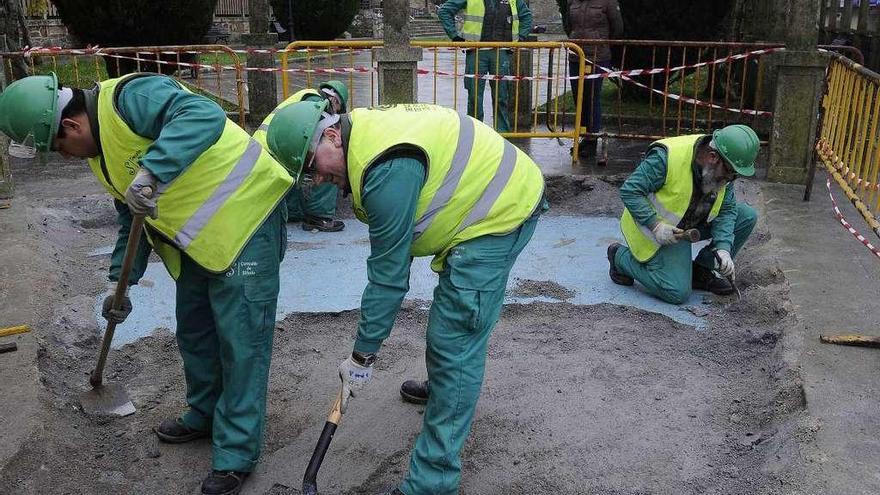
[279,40,587,159]
[815,54,880,237]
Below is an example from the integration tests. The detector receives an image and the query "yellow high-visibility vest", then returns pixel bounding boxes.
[87,74,293,279]
[253,88,321,148]
[347,104,544,271]
[461,0,519,42]
[620,134,726,262]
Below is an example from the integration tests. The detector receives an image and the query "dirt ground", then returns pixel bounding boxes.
[0,153,821,495]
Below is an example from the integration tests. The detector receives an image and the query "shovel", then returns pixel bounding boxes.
[80,194,150,417]
[302,385,346,495]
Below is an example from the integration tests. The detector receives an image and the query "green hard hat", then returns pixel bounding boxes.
[266,99,329,183]
[319,80,349,111]
[712,124,759,177]
[0,73,60,153]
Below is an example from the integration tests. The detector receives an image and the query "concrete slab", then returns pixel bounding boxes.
[95,217,709,347]
[763,176,880,494]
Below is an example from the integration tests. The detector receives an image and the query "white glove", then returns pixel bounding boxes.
[714,249,735,278]
[125,168,158,218]
[338,354,374,413]
[651,221,682,246]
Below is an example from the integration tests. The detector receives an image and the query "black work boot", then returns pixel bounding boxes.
[692,264,734,296]
[302,216,345,232]
[607,243,634,286]
[154,418,208,444]
[201,470,249,495]
[400,380,429,405]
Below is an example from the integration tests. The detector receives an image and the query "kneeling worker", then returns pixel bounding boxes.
[607,124,759,304]
[266,101,546,495]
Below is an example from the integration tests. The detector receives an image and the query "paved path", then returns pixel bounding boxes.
[763,176,880,494]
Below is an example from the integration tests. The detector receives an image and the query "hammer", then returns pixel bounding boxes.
[673,228,701,242]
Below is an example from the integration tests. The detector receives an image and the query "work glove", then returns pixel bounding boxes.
[338,353,374,413]
[102,282,132,325]
[714,249,735,278]
[125,168,158,219]
[651,221,682,246]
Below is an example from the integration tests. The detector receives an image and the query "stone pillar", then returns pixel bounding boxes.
[767,0,827,184]
[241,0,278,130]
[377,0,422,104]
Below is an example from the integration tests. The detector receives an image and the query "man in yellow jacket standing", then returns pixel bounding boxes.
[267,101,547,495]
[0,72,293,495]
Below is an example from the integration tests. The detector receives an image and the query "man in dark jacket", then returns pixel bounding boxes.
[567,0,623,155]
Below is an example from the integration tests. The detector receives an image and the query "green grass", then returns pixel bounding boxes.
[538,67,731,121]
[26,56,109,88]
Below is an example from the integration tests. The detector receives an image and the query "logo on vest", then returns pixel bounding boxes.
[123,150,146,176]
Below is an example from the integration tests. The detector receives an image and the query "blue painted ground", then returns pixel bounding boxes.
[93,217,709,347]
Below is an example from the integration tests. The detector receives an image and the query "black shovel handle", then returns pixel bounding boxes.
[302,388,345,495]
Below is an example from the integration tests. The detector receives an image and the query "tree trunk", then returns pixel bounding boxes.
[1,0,30,82]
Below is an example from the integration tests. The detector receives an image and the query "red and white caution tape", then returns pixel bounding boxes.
[825,172,880,259]
[592,61,773,116]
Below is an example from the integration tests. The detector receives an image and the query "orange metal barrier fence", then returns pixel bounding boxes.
[0,45,247,127]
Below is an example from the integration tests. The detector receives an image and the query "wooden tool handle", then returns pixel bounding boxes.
[90,214,147,388]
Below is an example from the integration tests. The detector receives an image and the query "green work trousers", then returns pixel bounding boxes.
[175,205,286,472]
[613,202,757,304]
[400,213,540,495]
[464,49,512,133]
[285,183,338,222]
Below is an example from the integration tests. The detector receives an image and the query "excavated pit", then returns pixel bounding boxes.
[0,157,814,494]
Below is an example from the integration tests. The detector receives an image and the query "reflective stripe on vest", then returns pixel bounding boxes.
[253,88,321,145]
[347,104,544,272]
[174,139,263,248]
[87,74,293,277]
[619,134,727,263]
[461,0,519,42]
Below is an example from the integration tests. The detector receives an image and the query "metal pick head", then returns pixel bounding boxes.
[80,382,136,417]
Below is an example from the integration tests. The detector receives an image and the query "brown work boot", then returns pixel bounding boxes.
[399,380,429,405]
[154,417,208,444]
[607,243,634,286]
[201,470,249,495]
[692,264,734,296]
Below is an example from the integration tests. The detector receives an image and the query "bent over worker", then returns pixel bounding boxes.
[0,72,293,495]
[266,101,547,495]
[607,124,759,304]
[254,80,349,232]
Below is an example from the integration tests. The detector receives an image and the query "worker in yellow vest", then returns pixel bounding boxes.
[266,101,547,495]
[254,80,349,232]
[608,124,759,304]
[0,73,293,495]
[438,0,533,132]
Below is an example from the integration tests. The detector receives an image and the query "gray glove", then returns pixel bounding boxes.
[651,221,682,246]
[125,168,158,218]
[102,285,132,325]
[714,249,735,278]
[338,353,374,413]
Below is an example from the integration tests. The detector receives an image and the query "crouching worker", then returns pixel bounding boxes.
[266,101,547,495]
[607,124,759,304]
[0,72,293,495]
